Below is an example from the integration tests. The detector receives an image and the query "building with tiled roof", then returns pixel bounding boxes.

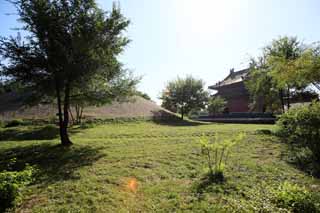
[209,68,252,112]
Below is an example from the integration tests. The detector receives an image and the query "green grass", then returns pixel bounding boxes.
[0,121,319,212]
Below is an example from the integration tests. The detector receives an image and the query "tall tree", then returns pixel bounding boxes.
[265,36,305,110]
[160,76,208,119]
[0,0,131,145]
[245,36,307,113]
[69,70,139,124]
[245,56,282,112]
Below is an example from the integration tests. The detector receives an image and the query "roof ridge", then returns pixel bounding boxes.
[208,68,250,90]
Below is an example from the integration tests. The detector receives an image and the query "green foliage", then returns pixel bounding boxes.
[0,165,36,212]
[135,91,151,100]
[277,101,320,163]
[272,181,320,212]
[246,36,319,112]
[199,132,245,179]
[207,96,227,115]
[160,75,208,119]
[70,71,140,124]
[5,119,24,128]
[0,0,132,145]
[293,44,320,90]
[245,59,282,112]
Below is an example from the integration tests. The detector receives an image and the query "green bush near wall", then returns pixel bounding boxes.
[277,101,320,163]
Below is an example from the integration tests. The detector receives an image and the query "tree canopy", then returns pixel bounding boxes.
[207,96,227,115]
[245,36,319,113]
[160,76,208,119]
[0,0,134,145]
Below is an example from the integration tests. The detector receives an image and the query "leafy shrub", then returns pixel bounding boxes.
[272,181,320,212]
[276,101,320,162]
[199,132,245,180]
[207,96,227,115]
[0,165,36,212]
[5,119,24,128]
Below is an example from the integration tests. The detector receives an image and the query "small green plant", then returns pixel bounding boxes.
[5,119,24,128]
[0,165,36,212]
[272,181,320,212]
[200,132,245,180]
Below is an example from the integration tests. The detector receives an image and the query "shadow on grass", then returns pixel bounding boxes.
[0,143,105,184]
[283,145,320,178]
[255,129,273,135]
[152,119,209,126]
[192,172,226,195]
[0,125,82,141]
[0,125,59,141]
[149,110,207,126]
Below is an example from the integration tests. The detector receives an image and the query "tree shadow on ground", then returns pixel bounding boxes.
[282,144,320,178]
[150,110,209,126]
[0,125,59,141]
[0,143,105,184]
[254,129,273,135]
[0,125,81,141]
[152,119,209,126]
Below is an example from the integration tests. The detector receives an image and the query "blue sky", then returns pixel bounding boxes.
[1,0,320,103]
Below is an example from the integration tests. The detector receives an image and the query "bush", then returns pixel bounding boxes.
[5,119,24,128]
[273,181,320,212]
[0,165,36,212]
[276,101,320,162]
[207,96,227,115]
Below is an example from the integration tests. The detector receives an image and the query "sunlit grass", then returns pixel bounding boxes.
[0,121,319,212]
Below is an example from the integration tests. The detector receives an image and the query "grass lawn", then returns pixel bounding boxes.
[0,120,319,212]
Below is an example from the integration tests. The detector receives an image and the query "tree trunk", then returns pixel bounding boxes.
[279,89,285,113]
[79,106,83,124]
[69,107,75,125]
[181,107,184,120]
[61,82,72,146]
[286,86,290,110]
[75,104,83,124]
[55,79,71,146]
[75,104,79,124]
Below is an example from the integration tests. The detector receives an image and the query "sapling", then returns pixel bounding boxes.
[200,132,245,179]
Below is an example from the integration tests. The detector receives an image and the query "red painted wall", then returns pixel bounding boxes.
[215,82,250,112]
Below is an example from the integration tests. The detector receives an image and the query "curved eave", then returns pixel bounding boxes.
[208,81,244,90]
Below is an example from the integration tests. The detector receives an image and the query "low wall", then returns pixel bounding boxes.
[196,113,276,124]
